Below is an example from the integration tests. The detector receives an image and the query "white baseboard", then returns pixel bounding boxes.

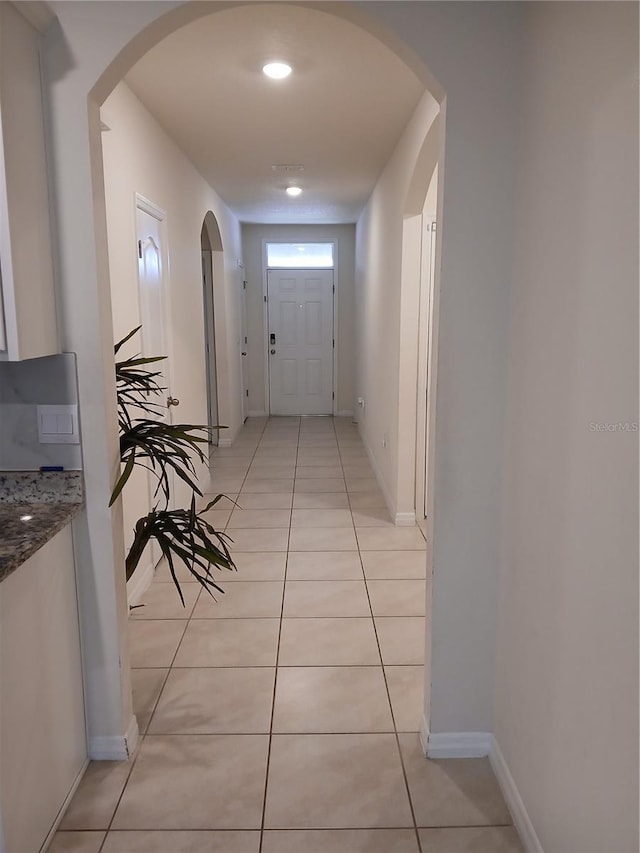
[425,729,492,759]
[126,558,154,608]
[41,758,90,852]
[490,736,543,853]
[358,427,398,522]
[418,723,541,852]
[337,410,354,417]
[217,437,233,448]
[247,410,266,417]
[88,714,139,761]
[419,714,430,755]
[395,510,416,526]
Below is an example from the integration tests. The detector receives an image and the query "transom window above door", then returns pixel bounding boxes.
[266,243,334,269]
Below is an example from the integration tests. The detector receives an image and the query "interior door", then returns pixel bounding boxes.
[267,268,334,415]
[136,202,175,568]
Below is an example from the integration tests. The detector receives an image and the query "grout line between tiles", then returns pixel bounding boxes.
[101,424,273,849]
[258,416,301,853]
[336,424,425,851]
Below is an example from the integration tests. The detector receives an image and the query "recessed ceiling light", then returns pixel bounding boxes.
[20,514,33,522]
[263,62,292,80]
[286,186,302,197]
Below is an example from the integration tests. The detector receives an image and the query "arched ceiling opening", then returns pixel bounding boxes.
[117,2,433,224]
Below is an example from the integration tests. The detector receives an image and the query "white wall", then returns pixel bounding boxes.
[355,0,525,737]
[355,91,439,519]
[102,82,244,565]
[242,223,356,416]
[494,4,639,852]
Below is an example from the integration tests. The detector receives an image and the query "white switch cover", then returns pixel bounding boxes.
[37,405,80,444]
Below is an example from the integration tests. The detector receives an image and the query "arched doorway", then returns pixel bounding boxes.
[42,1,450,760]
[201,212,223,447]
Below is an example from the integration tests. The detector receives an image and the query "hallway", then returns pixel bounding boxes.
[53,417,520,853]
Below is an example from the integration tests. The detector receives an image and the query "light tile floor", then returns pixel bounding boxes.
[53,417,522,853]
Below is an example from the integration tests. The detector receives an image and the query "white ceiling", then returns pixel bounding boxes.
[125,3,425,224]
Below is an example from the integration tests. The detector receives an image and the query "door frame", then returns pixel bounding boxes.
[200,240,219,446]
[415,215,437,519]
[239,265,249,422]
[261,238,339,416]
[134,193,174,402]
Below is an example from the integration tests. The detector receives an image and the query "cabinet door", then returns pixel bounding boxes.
[0,4,58,360]
[0,527,87,853]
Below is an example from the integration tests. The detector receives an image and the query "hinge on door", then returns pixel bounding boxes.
[244,336,248,344]
[332,392,335,400]
[431,222,437,232]
[264,296,268,303]
[332,339,335,348]
[137,240,142,259]
[333,284,335,293]
[243,280,247,289]
[246,389,249,397]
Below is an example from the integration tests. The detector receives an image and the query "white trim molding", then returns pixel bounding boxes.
[490,736,543,853]
[419,714,430,755]
[395,510,417,526]
[126,559,154,608]
[89,714,139,761]
[418,722,542,852]
[40,759,90,853]
[424,728,492,759]
[217,436,233,448]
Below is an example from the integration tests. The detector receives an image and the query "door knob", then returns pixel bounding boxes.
[270,349,276,355]
[241,351,247,356]
[166,396,180,407]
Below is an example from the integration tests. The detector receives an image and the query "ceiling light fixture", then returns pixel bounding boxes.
[263,62,292,80]
[286,186,302,197]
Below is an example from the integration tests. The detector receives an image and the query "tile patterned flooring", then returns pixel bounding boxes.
[52,417,521,853]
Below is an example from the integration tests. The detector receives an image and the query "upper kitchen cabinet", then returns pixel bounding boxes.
[0,3,58,361]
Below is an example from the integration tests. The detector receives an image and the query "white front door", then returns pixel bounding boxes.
[267,268,334,415]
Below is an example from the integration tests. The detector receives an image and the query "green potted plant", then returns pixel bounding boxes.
[110,326,235,604]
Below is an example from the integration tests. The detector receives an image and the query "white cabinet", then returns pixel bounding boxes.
[0,526,87,853]
[0,3,59,361]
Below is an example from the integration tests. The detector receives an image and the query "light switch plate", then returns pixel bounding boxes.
[37,405,80,444]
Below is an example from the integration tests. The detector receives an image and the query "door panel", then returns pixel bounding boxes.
[305,301,322,345]
[268,268,333,415]
[305,359,322,395]
[136,203,174,571]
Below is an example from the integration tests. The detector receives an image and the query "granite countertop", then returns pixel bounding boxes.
[0,472,83,582]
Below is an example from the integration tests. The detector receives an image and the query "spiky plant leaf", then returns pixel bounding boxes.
[113,326,235,603]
